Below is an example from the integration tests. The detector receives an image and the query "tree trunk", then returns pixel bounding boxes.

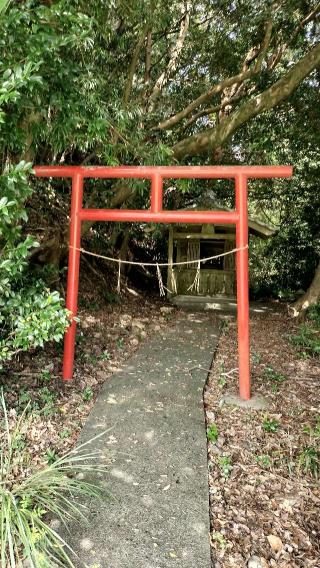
[291,261,320,317]
[119,227,131,275]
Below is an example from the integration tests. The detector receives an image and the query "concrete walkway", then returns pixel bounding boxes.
[67,312,219,568]
[171,294,273,315]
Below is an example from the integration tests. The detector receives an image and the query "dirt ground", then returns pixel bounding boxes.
[2,291,319,568]
[1,288,174,470]
[205,303,320,568]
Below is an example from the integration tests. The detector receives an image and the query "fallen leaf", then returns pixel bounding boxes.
[267,534,283,552]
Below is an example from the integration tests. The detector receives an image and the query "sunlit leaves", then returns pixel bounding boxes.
[0,163,69,366]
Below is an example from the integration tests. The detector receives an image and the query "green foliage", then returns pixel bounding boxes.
[0,163,69,367]
[211,532,227,550]
[82,386,94,402]
[207,423,218,443]
[263,366,286,392]
[45,448,58,465]
[255,454,272,468]
[40,369,52,383]
[307,303,320,328]
[218,455,232,477]
[116,338,124,349]
[217,362,227,386]
[0,35,70,367]
[103,291,121,304]
[291,302,320,359]
[251,351,261,364]
[0,0,318,350]
[16,386,59,416]
[291,324,320,358]
[100,350,111,361]
[59,428,71,440]
[262,417,279,433]
[38,388,57,417]
[218,375,227,388]
[0,393,106,567]
[78,298,101,311]
[0,1,10,15]
[247,92,320,297]
[298,447,319,478]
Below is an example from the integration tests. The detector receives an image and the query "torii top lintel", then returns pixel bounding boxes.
[35,165,292,179]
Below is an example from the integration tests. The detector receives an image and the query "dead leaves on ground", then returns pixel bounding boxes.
[206,305,320,568]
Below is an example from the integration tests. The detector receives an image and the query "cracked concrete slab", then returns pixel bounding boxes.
[66,313,219,568]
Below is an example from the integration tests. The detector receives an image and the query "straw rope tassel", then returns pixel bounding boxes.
[172,270,177,294]
[156,263,166,297]
[117,260,121,294]
[187,259,201,293]
[195,258,201,292]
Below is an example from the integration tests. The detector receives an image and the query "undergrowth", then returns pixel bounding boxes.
[0,392,108,567]
[291,303,320,357]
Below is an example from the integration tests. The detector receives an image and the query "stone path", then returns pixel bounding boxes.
[68,312,219,568]
[171,294,272,316]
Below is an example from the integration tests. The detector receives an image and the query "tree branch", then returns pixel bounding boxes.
[181,91,245,131]
[289,3,320,46]
[148,9,190,112]
[154,19,273,131]
[268,3,320,70]
[124,24,148,104]
[173,42,320,159]
[144,30,152,86]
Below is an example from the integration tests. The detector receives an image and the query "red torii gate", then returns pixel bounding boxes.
[34,165,292,400]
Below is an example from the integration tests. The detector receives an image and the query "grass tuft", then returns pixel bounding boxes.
[0,391,108,567]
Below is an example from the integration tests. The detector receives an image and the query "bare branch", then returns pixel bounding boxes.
[253,19,273,72]
[154,71,252,131]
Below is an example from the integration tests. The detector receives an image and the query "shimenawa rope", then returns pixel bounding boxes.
[70,244,248,296]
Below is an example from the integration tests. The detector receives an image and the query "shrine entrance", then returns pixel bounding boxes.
[34,165,292,400]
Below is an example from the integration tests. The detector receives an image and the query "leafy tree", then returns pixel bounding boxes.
[0,36,69,367]
[0,162,69,366]
[0,0,319,330]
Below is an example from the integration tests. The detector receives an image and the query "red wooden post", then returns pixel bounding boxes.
[235,174,250,399]
[150,172,163,213]
[63,173,84,380]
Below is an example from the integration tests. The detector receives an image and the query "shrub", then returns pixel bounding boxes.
[290,303,320,358]
[207,423,219,443]
[262,417,279,433]
[307,303,320,329]
[0,162,69,367]
[298,446,319,478]
[0,393,106,567]
[263,366,286,392]
[291,324,320,357]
